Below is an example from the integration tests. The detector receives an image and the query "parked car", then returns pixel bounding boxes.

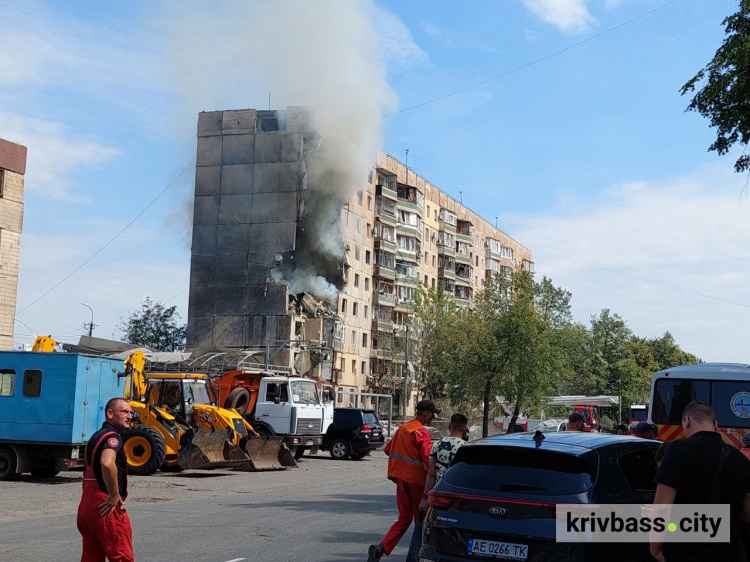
[420,432,661,561]
[321,408,384,460]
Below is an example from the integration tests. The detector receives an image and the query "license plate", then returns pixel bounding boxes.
[305,440,314,446]
[372,431,380,436]
[467,538,527,560]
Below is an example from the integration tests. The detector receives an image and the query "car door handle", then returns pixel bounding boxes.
[262,414,270,417]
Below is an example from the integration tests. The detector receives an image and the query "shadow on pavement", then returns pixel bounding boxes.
[241,493,393,515]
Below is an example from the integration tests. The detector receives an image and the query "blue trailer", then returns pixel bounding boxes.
[0,351,124,480]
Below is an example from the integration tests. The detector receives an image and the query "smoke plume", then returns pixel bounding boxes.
[165,0,399,303]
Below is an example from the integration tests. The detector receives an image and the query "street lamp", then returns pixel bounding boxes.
[81,303,94,337]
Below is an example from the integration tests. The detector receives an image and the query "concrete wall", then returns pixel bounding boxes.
[188,109,304,349]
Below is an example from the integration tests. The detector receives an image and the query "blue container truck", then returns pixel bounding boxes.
[0,351,124,480]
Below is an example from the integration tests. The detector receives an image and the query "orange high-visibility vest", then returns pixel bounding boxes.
[386,419,429,486]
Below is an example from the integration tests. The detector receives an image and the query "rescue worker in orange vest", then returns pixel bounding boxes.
[368,400,439,562]
[77,397,135,562]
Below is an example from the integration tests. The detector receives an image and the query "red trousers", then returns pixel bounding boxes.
[381,479,424,555]
[77,480,134,562]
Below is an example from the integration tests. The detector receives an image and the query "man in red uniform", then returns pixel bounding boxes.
[368,400,439,562]
[77,397,135,562]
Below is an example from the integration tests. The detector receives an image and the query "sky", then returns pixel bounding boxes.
[2,0,747,361]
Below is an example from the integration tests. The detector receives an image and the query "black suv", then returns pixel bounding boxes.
[321,408,384,460]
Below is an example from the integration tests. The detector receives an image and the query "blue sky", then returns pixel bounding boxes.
[3,0,748,361]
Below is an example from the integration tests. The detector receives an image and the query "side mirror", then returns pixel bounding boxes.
[273,397,280,405]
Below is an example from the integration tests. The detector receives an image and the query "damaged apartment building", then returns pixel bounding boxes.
[187,107,533,415]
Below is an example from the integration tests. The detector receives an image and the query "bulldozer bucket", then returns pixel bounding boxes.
[241,436,298,471]
[176,428,250,471]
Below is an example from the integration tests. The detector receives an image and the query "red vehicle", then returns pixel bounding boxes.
[545,396,617,432]
[628,403,649,425]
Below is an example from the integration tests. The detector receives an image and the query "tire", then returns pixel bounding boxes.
[329,439,351,460]
[224,388,251,416]
[253,424,274,437]
[123,425,166,476]
[0,446,19,481]
[350,451,369,460]
[30,461,60,479]
[293,446,306,460]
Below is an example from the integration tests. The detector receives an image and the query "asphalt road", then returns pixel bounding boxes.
[0,450,414,562]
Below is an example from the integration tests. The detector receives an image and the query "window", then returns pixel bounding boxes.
[365,277,370,291]
[431,278,435,289]
[341,298,347,314]
[427,204,431,216]
[0,169,4,198]
[355,245,361,261]
[424,227,429,241]
[352,360,357,374]
[365,250,371,265]
[265,382,289,402]
[353,302,358,316]
[367,223,372,237]
[23,370,42,397]
[424,275,428,285]
[0,369,14,396]
[432,255,436,267]
[351,330,357,346]
[651,379,710,425]
[361,361,367,376]
[354,274,360,288]
[367,195,372,210]
[364,305,368,319]
[368,171,373,184]
[618,447,659,492]
[356,217,362,233]
[357,191,363,205]
[362,333,368,347]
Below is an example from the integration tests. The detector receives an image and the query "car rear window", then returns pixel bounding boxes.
[443,445,595,495]
[363,412,378,425]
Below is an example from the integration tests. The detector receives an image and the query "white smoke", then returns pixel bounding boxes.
[164,0,405,302]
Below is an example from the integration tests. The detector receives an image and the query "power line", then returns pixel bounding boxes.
[17,161,194,315]
[386,0,680,117]
[525,238,750,310]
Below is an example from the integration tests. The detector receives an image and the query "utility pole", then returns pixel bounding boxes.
[495,216,499,229]
[81,303,96,337]
[402,324,409,418]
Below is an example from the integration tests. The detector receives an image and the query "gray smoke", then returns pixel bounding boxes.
[165,0,398,303]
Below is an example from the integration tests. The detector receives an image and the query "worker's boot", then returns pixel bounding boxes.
[367,543,385,562]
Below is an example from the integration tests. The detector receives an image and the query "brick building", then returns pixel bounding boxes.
[0,139,26,350]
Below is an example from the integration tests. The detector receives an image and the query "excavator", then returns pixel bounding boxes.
[122,351,296,475]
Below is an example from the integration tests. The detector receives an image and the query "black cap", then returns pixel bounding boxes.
[416,400,441,414]
[634,422,652,435]
[568,412,584,423]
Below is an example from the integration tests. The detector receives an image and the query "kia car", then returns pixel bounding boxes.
[420,432,661,562]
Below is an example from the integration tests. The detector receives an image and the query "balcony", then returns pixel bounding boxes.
[455,276,472,287]
[455,253,473,266]
[375,238,396,253]
[373,264,396,280]
[455,296,471,307]
[396,199,422,214]
[455,233,472,244]
[373,319,394,332]
[376,183,397,201]
[373,293,396,307]
[392,352,406,364]
[437,244,455,256]
[438,266,456,279]
[376,211,397,226]
[395,273,418,286]
[371,348,393,360]
[396,223,420,238]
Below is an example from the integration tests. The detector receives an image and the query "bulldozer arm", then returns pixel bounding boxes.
[176,428,250,471]
[241,436,297,471]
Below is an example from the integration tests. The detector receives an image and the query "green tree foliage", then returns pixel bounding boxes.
[119,297,187,352]
[681,1,750,172]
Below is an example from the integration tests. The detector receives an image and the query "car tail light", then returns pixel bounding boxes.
[428,490,557,515]
[360,425,372,433]
[428,490,457,510]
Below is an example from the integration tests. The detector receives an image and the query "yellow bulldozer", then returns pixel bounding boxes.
[121,351,296,475]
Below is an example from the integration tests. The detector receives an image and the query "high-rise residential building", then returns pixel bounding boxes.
[187,108,532,414]
[0,139,26,350]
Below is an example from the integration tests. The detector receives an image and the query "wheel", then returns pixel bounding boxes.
[329,439,351,460]
[30,461,60,478]
[224,388,251,416]
[0,446,19,481]
[294,446,306,460]
[350,451,368,460]
[123,425,166,476]
[253,424,273,437]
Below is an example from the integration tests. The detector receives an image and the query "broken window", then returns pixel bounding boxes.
[365,277,370,291]
[351,330,356,346]
[367,223,372,237]
[367,196,372,210]
[357,191,363,205]
[364,305,368,319]
[354,274,359,288]
[353,302,358,316]
[362,333,368,348]
[341,298,347,314]
[355,245,361,261]
[259,117,279,131]
[361,362,367,376]
[352,360,357,374]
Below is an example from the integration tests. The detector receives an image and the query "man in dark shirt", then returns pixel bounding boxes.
[651,401,750,562]
[77,397,135,562]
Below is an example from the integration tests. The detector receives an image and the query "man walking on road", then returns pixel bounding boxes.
[368,400,439,562]
[650,401,750,562]
[77,397,135,562]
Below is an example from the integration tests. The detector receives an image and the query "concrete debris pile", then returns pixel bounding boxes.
[288,292,337,318]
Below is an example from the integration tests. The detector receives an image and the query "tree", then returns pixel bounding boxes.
[681,1,750,173]
[120,297,187,351]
